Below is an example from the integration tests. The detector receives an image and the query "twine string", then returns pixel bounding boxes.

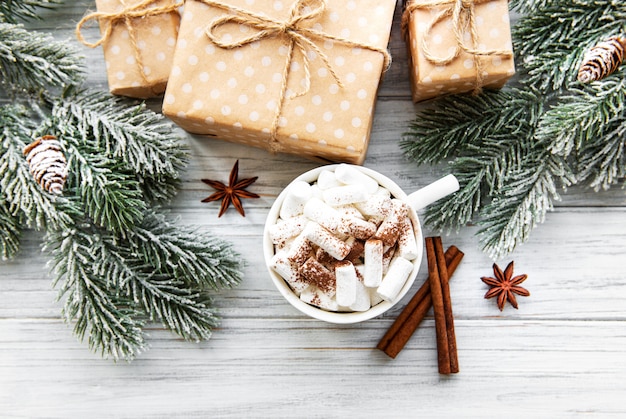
[75,0,182,86]
[401,0,512,94]
[201,0,392,153]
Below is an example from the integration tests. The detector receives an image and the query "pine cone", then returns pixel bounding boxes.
[23,135,68,195]
[577,35,626,83]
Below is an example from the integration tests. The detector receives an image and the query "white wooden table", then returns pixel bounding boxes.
[2,2,626,417]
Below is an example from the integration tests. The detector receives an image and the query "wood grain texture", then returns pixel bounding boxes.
[1,1,626,417]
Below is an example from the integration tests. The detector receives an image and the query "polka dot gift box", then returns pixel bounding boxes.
[162,0,395,164]
[77,0,182,98]
[402,0,515,102]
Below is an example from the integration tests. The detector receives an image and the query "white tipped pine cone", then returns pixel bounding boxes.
[23,135,68,195]
[577,35,626,83]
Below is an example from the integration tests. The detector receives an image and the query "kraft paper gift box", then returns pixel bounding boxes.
[162,0,395,164]
[76,0,182,98]
[403,0,515,102]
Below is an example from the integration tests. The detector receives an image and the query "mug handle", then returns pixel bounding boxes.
[407,174,459,211]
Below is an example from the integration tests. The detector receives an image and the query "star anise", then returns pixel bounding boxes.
[201,160,259,217]
[481,261,530,311]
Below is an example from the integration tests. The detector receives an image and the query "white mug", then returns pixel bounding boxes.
[263,164,459,324]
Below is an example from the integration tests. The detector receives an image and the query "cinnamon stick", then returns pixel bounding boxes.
[433,236,459,374]
[425,237,451,374]
[377,246,463,358]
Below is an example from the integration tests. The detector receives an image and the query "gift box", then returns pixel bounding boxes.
[76,0,182,98]
[403,0,515,102]
[162,0,395,164]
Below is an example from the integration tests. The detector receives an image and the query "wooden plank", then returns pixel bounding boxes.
[1,319,626,417]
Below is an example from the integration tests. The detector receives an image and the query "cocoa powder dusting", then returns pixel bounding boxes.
[288,238,313,265]
[315,247,336,267]
[374,201,407,247]
[397,217,416,248]
[345,240,365,263]
[375,223,401,247]
[382,245,396,272]
[311,294,322,307]
[300,257,336,296]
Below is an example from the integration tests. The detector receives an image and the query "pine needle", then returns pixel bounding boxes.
[0,11,245,360]
[0,199,22,260]
[0,104,72,230]
[0,23,84,93]
[538,77,626,190]
[513,1,626,91]
[45,211,244,360]
[0,0,61,23]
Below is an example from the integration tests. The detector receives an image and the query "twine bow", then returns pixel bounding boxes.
[199,0,392,153]
[402,0,513,94]
[75,0,182,85]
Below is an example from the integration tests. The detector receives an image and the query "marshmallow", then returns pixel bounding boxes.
[335,163,379,194]
[276,236,294,252]
[286,233,313,265]
[315,238,362,267]
[315,247,336,267]
[369,286,385,307]
[303,222,351,260]
[344,238,365,263]
[354,194,393,219]
[280,180,312,219]
[300,257,336,296]
[300,285,339,311]
[316,169,342,190]
[304,197,342,232]
[309,184,324,200]
[354,263,365,281]
[382,245,396,274]
[397,217,419,260]
[350,278,371,312]
[377,257,414,302]
[270,252,308,294]
[356,264,385,306]
[337,213,377,240]
[268,215,308,246]
[322,184,369,206]
[336,205,365,220]
[373,186,392,199]
[364,239,383,287]
[335,261,358,307]
[375,199,409,247]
